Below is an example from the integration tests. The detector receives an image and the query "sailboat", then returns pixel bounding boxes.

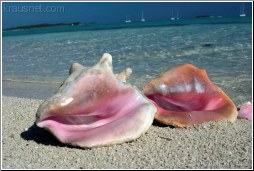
[125,15,132,23]
[171,10,175,20]
[240,3,246,17]
[176,11,180,20]
[141,11,145,22]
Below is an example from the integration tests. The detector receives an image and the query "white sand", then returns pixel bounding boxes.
[2,96,252,169]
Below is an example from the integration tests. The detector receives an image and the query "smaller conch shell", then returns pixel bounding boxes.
[143,64,238,127]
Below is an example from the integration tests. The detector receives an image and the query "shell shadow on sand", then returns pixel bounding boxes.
[20,124,85,150]
[20,121,173,149]
[152,119,174,128]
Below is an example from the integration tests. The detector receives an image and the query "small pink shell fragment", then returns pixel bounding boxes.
[237,102,252,121]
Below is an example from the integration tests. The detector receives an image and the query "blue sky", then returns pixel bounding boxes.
[2,2,252,29]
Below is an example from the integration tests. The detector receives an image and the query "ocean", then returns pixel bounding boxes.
[2,17,253,102]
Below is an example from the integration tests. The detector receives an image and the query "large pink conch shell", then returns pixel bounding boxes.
[143,64,238,127]
[237,102,252,121]
[36,53,156,148]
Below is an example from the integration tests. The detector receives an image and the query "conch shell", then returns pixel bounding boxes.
[36,53,156,148]
[143,64,237,127]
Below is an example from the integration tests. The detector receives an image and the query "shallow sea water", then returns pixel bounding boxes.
[2,23,252,103]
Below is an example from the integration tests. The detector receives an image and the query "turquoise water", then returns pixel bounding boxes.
[2,17,252,101]
[3,17,251,37]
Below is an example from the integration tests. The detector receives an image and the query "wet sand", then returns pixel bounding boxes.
[2,73,252,104]
[2,95,252,169]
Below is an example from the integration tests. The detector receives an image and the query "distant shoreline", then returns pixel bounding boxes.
[3,22,96,31]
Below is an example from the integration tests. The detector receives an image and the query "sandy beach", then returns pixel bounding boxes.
[2,95,252,169]
[2,2,252,169]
